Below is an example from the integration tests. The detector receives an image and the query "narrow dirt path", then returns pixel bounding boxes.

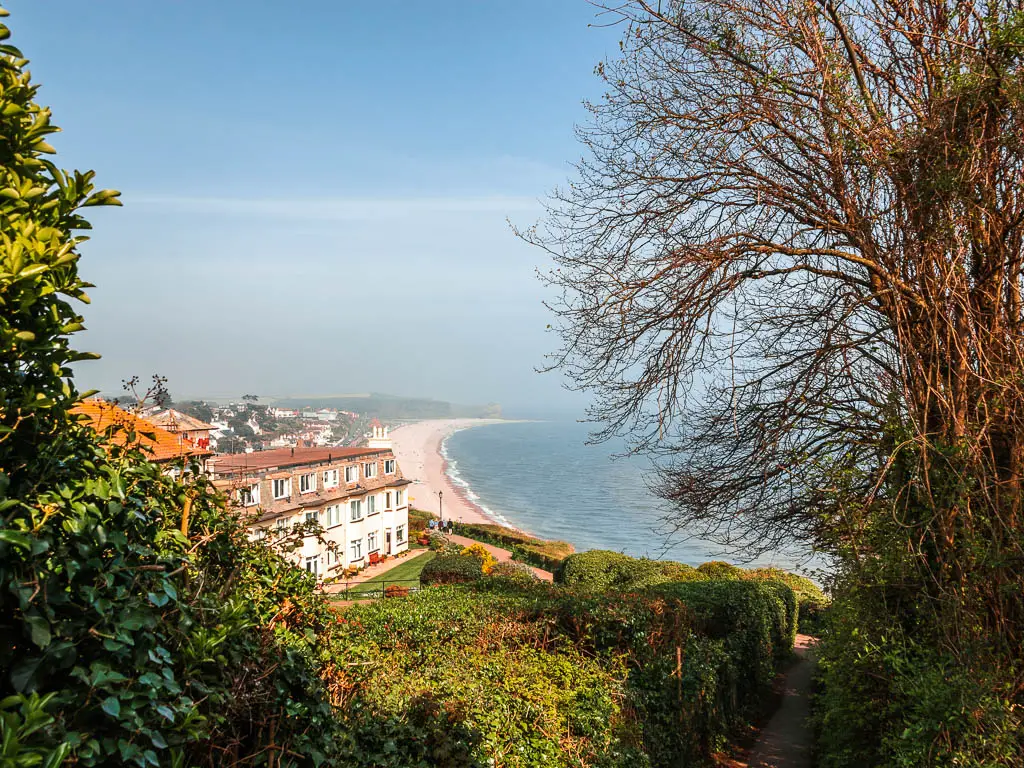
[741,634,816,768]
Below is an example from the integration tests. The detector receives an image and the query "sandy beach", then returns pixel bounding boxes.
[389,419,504,525]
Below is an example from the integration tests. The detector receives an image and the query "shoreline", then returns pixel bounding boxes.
[390,418,522,530]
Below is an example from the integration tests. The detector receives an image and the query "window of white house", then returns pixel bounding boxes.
[396,525,406,543]
[275,517,287,532]
[350,538,363,560]
[272,478,291,499]
[304,509,319,525]
[363,462,377,479]
[345,465,358,483]
[367,531,378,552]
[325,504,340,527]
[305,555,319,576]
[395,490,404,506]
[299,473,316,494]
[240,483,260,506]
[385,492,393,509]
[323,469,339,488]
[384,459,396,474]
[367,495,377,515]
[350,500,363,521]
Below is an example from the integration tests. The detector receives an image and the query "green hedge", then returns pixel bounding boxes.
[555,550,707,591]
[420,554,484,585]
[697,560,744,580]
[330,577,796,767]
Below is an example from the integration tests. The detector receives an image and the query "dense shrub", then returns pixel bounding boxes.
[487,561,538,583]
[557,550,713,591]
[696,560,744,580]
[460,542,498,573]
[420,554,484,585]
[815,584,1024,768]
[648,580,794,700]
[330,577,796,767]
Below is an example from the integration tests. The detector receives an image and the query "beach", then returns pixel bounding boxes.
[389,418,503,525]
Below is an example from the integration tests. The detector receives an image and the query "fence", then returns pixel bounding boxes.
[334,577,422,600]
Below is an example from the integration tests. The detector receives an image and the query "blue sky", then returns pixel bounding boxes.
[8,1,621,414]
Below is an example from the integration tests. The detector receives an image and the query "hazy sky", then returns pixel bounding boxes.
[9,2,621,413]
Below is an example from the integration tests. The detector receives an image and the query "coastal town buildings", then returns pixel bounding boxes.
[72,400,214,473]
[149,408,215,451]
[208,443,411,580]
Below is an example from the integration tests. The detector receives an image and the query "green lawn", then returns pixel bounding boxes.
[344,551,436,597]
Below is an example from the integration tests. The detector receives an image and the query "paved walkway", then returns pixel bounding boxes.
[446,533,554,582]
[741,635,816,768]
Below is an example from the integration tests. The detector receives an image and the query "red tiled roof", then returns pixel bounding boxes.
[72,400,213,463]
[209,446,389,475]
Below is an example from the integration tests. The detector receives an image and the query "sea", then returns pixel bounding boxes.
[443,419,821,572]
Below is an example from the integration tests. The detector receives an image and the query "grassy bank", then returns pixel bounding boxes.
[342,551,436,597]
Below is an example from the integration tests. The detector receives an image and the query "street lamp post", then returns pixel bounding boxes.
[438,490,443,525]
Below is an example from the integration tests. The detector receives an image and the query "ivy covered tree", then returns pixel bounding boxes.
[0,7,347,766]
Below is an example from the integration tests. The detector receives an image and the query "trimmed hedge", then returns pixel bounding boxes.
[697,560,744,580]
[420,554,484,585]
[648,580,795,699]
[555,550,706,591]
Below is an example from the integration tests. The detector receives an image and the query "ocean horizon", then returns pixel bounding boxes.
[441,419,822,572]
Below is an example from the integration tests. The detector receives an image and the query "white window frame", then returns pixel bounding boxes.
[325,504,340,527]
[349,499,363,522]
[299,472,316,494]
[367,495,377,515]
[384,459,396,474]
[350,538,362,560]
[304,509,319,525]
[396,524,405,543]
[345,465,358,483]
[362,462,377,479]
[240,482,260,507]
[272,478,291,500]
[385,491,393,509]
[323,469,339,488]
[395,489,404,506]
[305,555,319,576]
[367,531,378,552]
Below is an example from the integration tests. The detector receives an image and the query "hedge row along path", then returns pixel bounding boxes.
[446,533,554,582]
[738,635,816,768]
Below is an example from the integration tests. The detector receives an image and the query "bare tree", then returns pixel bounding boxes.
[524,0,1024,634]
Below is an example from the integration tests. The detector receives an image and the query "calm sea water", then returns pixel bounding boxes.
[443,420,816,569]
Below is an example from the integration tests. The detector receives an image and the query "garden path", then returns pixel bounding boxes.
[740,634,816,768]
[446,533,554,582]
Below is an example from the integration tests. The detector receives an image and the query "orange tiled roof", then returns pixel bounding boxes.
[72,400,213,463]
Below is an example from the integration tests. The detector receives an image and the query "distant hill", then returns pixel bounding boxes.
[271,393,501,420]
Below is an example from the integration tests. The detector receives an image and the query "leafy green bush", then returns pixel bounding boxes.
[815,586,1024,767]
[557,550,711,591]
[329,578,796,767]
[420,554,484,585]
[696,560,744,580]
[648,580,794,701]
[486,560,537,583]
